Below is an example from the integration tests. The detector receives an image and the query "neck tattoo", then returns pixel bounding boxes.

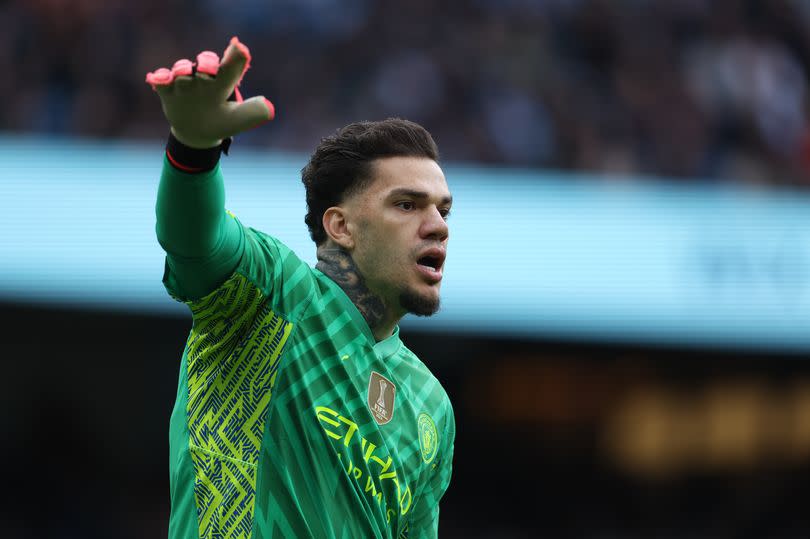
[316,246,387,334]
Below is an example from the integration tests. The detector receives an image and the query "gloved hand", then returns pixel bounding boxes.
[146,36,275,149]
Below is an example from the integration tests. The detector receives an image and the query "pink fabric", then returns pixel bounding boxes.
[229,36,252,86]
[145,67,173,89]
[196,51,220,76]
[145,37,276,124]
[166,150,205,173]
[263,98,275,121]
[146,37,253,90]
[171,59,193,77]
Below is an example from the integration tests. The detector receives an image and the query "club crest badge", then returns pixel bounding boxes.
[417,412,439,464]
[368,371,396,425]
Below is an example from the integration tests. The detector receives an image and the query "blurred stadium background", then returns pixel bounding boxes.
[3,0,810,537]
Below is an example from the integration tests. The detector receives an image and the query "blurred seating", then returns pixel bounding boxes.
[5,0,810,186]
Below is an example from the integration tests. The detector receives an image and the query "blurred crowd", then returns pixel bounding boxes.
[4,0,810,186]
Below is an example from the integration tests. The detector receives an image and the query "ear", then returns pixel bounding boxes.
[322,206,355,250]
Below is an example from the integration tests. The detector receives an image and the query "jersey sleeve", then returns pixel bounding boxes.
[234,225,319,319]
[156,156,244,301]
[403,404,456,539]
[156,155,318,321]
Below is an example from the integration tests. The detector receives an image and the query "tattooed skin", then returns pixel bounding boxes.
[316,246,388,333]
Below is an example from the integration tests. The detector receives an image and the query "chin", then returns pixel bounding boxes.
[399,288,441,317]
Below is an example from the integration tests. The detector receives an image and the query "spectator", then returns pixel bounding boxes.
[3,0,809,186]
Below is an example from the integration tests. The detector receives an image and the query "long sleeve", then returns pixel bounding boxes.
[155,141,244,301]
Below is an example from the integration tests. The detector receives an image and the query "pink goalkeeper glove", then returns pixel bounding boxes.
[146,36,275,149]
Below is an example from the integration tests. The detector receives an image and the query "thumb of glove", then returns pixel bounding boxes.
[220,95,276,137]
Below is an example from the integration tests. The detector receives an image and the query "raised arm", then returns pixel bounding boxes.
[146,37,275,300]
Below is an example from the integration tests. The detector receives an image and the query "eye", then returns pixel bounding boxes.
[396,201,415,211]
[439,208,451,220]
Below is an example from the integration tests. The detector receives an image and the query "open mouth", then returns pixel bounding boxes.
[417,255,442,272]
[416,247,446,281]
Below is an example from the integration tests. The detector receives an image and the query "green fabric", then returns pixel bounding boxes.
[156,156,244,300]
[168,349,200,539]
[158,160,455,539]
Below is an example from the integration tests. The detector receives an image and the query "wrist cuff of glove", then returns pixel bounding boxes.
[165,133,232,173]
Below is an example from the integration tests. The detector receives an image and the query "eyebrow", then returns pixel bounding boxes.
[387,188,453,205]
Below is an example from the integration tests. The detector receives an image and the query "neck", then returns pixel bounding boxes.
[316,245,399,341]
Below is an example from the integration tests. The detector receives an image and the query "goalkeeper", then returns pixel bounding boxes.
[147,37,455,539]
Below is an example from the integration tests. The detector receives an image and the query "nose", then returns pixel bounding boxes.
[420,206,449,242]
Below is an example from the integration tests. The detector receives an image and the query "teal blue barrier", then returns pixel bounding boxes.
[3,134,810,352]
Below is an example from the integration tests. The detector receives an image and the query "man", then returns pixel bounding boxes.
[146,37,455,539]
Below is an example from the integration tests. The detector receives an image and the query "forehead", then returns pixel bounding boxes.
[364,156,450,200]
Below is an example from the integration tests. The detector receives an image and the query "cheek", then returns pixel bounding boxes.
[356,214,415,263]
[371,240,401,271]
[360,234,409,278]
[355,234,389,274]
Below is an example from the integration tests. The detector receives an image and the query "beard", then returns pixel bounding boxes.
[398,286,441,317]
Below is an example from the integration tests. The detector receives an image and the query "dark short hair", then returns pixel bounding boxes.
[301,118,440,245]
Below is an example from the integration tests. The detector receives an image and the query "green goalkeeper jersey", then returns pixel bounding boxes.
[157,158,455,539]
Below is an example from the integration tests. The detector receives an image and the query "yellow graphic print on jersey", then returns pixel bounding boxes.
[185,273,292,539]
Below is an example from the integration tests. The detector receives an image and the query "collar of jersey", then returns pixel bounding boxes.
[373,325,402,360]
[314,268,402,359]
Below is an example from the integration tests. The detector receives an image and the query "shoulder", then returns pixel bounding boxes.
[238,228,322,314]
[240,226,301,273]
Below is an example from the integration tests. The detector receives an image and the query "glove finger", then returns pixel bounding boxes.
[173,75,194,93]
[145,67,174,91]
[215,37,251,96]
[196,51,220,77]
[169,59,194,93]
[221,95,275,135]
[171,59,194,77]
